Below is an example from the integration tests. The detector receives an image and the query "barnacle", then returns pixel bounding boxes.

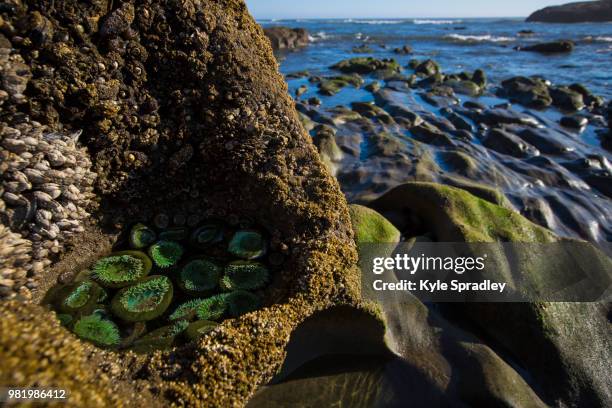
[72,314,120,347]
[185,320,219,341]
[168,298,206,322]
[131,321,189,353]
[111,275,173,322]
[129,223,156,249]
[220,261,269,291]
[190,223,224,248]
[226,290,262,318]
[227,230,267,260]
[178,258,222,294]
[92,251,152,288]
[58,280,104,314]
[195,294,230,321]
[148,241,184,268]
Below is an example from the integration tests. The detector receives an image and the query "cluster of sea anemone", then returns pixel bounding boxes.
[45,221,276,352]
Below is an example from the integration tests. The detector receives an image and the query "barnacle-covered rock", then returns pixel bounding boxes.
[220,261,269,291]
[178,258,222,294]
[148,241,184,268]
[111,275,173,322]
[0,225,32,298]
[228,230,267,260]
[92,251,152,288]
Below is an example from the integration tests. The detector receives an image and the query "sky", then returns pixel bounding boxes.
[245,0,568,19]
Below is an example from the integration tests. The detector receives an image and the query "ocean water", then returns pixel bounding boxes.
[261,18,612,99]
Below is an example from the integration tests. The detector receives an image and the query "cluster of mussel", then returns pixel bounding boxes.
[45,221,277,352]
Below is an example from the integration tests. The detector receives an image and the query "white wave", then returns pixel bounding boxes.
[344,19,407,25]
[445,34,515,43]
[309,31,332,42]
[413,19,462,25]
[584,35,612,43]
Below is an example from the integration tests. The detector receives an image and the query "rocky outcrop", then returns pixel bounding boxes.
[263,26,309,51]
[526,1,612,23]
[516,40,574,53]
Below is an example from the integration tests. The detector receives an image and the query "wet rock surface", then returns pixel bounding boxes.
[264,26,309,51]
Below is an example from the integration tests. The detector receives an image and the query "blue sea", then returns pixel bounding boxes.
[261,18,612,100]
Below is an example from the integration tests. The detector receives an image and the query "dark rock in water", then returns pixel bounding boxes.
[317,74,363,96]
[478,108,540,127]
[308,97,321,106]
[414,59,440,77]
[463,101,487,111]
[286,70,310,79]
[364,81,381,92]
[264,27,309,51]
[444,79,481,96]
[518,128,575,154]
[484,128,540,158]
[295,85,308,98]
[440,108,474,132]
[550,87,585,111]
[331,57,400,75]
[410,123,455,146]
[527,1,612,23]
[568,83,605,109]
[452,129,474,141]
[515,40,574,53]
[351,44,373,53]
[393,45,412,55]
[518,30,535,36]
[472,69,487,88]
[562,156,612,198]
[560,115,588,129]
[499,76,552,109]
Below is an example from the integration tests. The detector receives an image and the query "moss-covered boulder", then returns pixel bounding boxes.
[331,57,401,75]
[349,205,401,244]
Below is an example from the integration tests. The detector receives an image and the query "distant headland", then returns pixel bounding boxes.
[527,0,612,23]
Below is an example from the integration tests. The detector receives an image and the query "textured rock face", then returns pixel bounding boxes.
[527,1,612,23]
[0,0,358,406]
[263,26,309,51]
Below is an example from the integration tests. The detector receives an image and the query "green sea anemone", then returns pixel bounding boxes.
[92,251,152,288]
[148,241,184,268]
[178,258,222,294]
[227,230,267,260]
[111,275,173,322]
[168,298,207,322]
[185,320,219,341]
[159,227,189,242]
[195,294,230,321]
[220,261,269,291]
[58,280,104,314]
[131,321,188,353]
[190,223,224,248]
[129,223,157,249]
[73,314,121,347]
[226,291,262,318]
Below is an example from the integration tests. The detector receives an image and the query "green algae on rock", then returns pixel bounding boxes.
[129,223,157,249]
[332,57,401,75]
[220,261,270,291]
[73,314,121,348]
[93,251,152,288]
[228,231,267,260]
[111,275,173,322]
[349,205,401,244]
[179,258,222,294]
[148,241,184,268]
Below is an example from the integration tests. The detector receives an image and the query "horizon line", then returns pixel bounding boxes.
[255,16,529,20]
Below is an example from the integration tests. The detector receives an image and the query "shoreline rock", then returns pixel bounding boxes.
[263,26,309,51]
[527,1,612,23]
